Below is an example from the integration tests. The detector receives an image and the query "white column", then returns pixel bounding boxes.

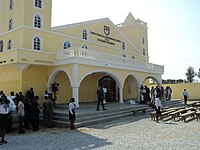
[72,63,80,107]
[72,86,79,107]
[119,86,124,103]
[137,86,141,101]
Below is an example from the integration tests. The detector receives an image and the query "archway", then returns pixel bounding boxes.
[48,70,72,104]
[99,76,116,102]
[123,75,138,101]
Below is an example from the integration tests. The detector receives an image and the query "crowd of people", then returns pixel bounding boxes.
[139,85,172,104]
[0,88,55,145]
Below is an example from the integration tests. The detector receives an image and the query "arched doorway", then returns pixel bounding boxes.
[99,76,116,102]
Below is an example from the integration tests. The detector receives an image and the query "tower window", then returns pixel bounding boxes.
[35,0,42,8]
[63,42,71,49]
[122,42,126,50]
[143,48,145,55]
[142,37,145,44]
[9,19,13,31]
[33,37,41,50]
[82,29,88,40]
[10,0,14,10]
[0,40,3,52]
[8,40,12,50]
[34,15,41,28]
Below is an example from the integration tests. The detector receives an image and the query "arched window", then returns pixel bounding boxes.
[63,42,71,49]
[10,0,14,10]
[8,40,12,50]
[143,48,145,55]
[142,37,145,44]
[82,29,87,40]
[33,37,41,50]
[0,40,3,52]
[9,19,13,31]
[82,44,88,49]
[35,0,42,8]
[34,15,41,28]
[122,42,126,50]
[122,54,126,57]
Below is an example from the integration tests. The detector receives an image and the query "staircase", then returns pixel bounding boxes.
[43,100,184,128]
[52,102,149,128]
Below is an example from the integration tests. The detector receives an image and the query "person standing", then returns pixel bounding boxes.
[26,87,35,102]
[30,96,40,131]
[45,96,54,128]
[154,94,163,122]
[96,86,106,111]
[183,89,189,105]
[24,97,31,129]
[68,98,76,130]
[0,94,10,145]
[17,98,25,134]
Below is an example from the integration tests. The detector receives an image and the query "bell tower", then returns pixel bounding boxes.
[0,0,52,34]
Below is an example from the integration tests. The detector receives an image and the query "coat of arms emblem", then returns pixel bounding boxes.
[104,25,110,36]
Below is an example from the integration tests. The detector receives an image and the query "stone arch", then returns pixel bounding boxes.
[78,69,123,103]
[143,75,162,87]
[78,69,122,87]
[47,68,72,89]
[123,73,140,101]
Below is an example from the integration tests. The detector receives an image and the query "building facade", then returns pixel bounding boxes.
[0,0,164,106]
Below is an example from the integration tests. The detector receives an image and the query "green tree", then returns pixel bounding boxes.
[185,66,196,83]
[197,68,200,79]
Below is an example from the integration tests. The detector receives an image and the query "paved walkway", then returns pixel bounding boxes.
[1,112,200,150]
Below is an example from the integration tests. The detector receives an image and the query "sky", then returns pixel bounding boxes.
[51,0,200,81]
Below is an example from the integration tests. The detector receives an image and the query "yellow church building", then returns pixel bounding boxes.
[0,0,164,106]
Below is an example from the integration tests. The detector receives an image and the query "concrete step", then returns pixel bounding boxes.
[43,100,184,128]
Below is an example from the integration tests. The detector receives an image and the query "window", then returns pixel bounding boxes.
[35,0,42,8]
[82,44,88,49]
[122,54,126,57]
[34,15,41,28]
[122,42,126,50]
[142,37,145,44]
[33,37,41,50]
[8,40,12,50]
[143,48,145,55]
[9,19,13,31]
[63,42,71,49]
[0,41,3,52]
[82,29,87,40]
[10,0,14,10]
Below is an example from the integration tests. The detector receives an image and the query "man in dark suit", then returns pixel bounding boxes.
[26,87,34,102]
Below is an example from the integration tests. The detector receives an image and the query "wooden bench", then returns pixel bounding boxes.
[160,109,176,121]
[169,109,187,121]
[179,111,196,122]
[132,107,147,114]
[196,111,200,121]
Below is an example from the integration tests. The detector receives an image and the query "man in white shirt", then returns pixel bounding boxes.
[18,99,25,134]
[154,94,163,122]
[68,98,76,129]
[183,89,189,105]
[7,91,16,112]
